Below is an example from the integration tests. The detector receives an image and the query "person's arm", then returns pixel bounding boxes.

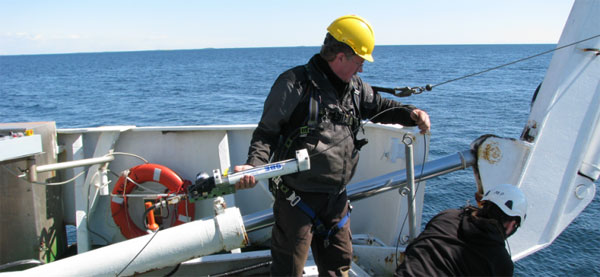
[360,82,431,134]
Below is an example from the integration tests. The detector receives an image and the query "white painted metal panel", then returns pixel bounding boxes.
[506,0,600,260]
[0,135,42,162]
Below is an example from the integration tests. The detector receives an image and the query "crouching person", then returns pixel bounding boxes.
[396,183,528,276]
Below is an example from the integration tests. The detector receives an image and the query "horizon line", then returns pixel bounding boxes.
[0,43,558,57]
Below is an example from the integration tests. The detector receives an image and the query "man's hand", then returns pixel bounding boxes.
[233,164,257,190]
[410,109,431,134]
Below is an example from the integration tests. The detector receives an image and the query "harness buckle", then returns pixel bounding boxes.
[299,126,310,137]
[286,191,301,207]
[272,176,282,186]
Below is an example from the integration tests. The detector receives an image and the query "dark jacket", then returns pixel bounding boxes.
[396,208,514,276]
[246,54,417,193]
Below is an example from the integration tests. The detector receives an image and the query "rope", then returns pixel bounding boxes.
[31,171,86,186]
[376,34,600,95]
[116,228,160,277]
[1,163,87,186]
[431,34,600,89]
[111,151,149,164]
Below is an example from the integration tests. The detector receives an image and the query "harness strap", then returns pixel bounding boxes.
[305,88,319,136]
[303,64,319,138]
[350,82,368,150]
[280,78,316,154]
[274,181,351,247]
[280,66,365,158]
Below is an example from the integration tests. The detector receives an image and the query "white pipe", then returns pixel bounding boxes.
[34,155,115,173]
[19,207,247,276]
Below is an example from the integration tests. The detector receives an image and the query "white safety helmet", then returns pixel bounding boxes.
[481,184,528,224]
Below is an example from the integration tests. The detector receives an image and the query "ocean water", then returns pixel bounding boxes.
[1,45,598,275]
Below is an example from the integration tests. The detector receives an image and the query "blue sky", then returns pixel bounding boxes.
[1,0,574,55]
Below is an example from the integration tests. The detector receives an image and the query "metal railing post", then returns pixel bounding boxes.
[402,134,418,241]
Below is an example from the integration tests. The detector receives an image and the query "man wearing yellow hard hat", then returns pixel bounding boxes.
[235,15,430,276]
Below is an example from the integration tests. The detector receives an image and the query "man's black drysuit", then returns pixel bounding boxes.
[245,54,420,275]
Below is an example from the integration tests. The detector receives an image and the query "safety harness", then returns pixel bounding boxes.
[269,65,364,247]
[275,65,367,162]
[271,180,352,248]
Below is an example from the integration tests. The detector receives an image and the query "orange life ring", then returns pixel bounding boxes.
[110,163,195,239]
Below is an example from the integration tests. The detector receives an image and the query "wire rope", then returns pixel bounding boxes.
[431,34,600,89]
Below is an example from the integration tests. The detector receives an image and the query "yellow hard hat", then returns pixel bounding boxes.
[327,15,375,62]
